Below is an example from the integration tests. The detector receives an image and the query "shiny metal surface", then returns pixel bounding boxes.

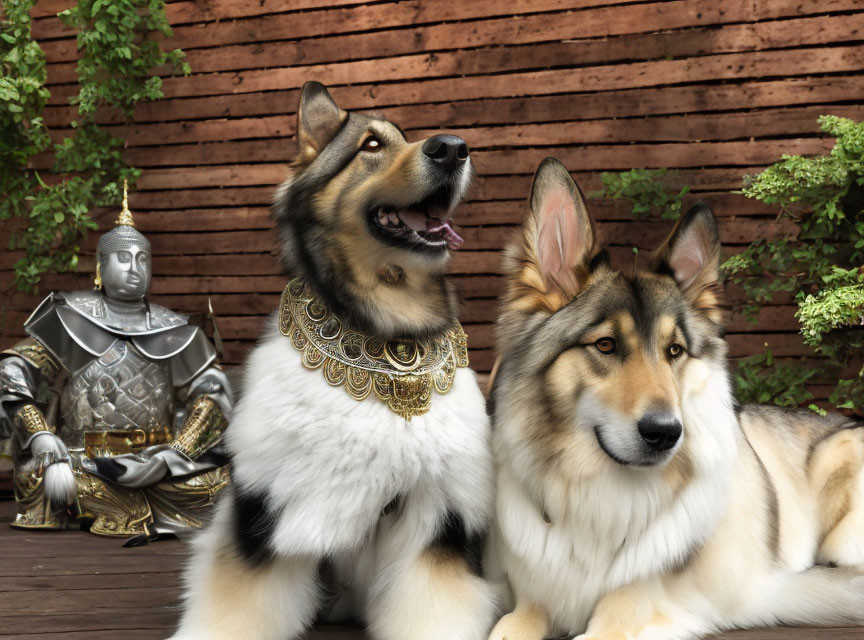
[184,367,234,416]
[63,290,186,334]
[97,223,150,256]
[0,357,35,405]
[279,278,469,420]
[25,294,214,379]
[59,341,174,447]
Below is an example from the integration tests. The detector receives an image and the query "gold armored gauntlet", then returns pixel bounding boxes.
[15,404,55,437]
[171,396,226,460]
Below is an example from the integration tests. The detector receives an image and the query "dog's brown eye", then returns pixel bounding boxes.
[595,338,616,354]
[362,135,383,152]
[668,343,684,359]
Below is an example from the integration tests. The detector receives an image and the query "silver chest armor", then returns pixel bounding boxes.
[60,340,174,447]
[20,291,221,451]
[0,185,234,539]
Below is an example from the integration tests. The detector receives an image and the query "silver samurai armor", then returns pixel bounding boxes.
[0,183,233,541]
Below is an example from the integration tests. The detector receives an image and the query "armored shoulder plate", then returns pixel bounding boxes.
[1,338,60,381]
[23,293,216,385]
[25,293,115,375]
[62,290,187,334]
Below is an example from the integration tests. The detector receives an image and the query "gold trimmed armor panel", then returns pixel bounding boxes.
[2,338,60,380]
[75,469,153,536]
[10,465,65,530]
[279,278,470,420]
[1,297,232,538]
[14,404,54,437]
[84,426,173,459]
[172,395,227,459]
[61,340,174,448]
[11,459,228,536]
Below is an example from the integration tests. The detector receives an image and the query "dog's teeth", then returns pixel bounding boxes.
[388,213,400,226]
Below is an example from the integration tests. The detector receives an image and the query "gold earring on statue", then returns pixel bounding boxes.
[94,262,102,290]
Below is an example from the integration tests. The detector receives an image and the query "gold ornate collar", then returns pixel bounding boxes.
[279,279,469,420]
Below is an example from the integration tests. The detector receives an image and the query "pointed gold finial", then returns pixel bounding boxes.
[115,178,136,227]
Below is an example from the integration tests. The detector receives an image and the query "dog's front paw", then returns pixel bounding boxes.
[487,610,547,640]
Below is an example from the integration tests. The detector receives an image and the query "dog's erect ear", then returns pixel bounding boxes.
[295,81,347,167]
[654,203,724,319]
[507,157,594,313]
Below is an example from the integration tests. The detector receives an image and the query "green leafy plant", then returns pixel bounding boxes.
[593,168,690,220]
[733,349,818,408]
[0,0,189,292]
[725,116,864,413]
[1,0,54,285]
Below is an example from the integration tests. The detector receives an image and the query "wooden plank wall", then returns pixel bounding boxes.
[3,0,864,399]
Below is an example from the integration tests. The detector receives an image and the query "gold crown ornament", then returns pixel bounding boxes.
[115,178,136,227]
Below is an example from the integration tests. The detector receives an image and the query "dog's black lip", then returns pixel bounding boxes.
[593,426,669,468]
[594,426,632,466]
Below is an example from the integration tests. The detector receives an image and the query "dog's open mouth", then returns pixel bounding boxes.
[371,201,464,251]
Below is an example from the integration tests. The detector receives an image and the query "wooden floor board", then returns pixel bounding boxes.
[0,500,861,639]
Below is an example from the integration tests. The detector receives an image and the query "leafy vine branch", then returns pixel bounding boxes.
[0,0,189,292]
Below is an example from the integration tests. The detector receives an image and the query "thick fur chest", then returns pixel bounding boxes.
[489,359,739,636]
[226,324,493,557]
[491,463,729,635]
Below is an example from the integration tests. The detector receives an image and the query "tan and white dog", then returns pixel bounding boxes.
[172,82,496,640]
[486,157,864,640]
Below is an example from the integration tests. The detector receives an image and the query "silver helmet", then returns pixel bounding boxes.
[95,181,152,302]
[97,224,150,258]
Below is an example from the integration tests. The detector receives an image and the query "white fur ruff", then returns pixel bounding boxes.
[173,321,497,640]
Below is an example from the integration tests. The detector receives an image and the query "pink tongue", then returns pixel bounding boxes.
[427,218,464,250]
[398,211,464,250]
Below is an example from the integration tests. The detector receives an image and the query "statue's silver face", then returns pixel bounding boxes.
[101,247,152,301]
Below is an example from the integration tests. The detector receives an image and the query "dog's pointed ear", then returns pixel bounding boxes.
[654,203,724,319]
[295,81,347,167]
[506,157,594,313]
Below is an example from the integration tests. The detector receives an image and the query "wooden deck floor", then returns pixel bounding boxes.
[0,499,861,640]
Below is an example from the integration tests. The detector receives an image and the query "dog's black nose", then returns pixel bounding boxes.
[637,414,682,452]
[422,135,469,170]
